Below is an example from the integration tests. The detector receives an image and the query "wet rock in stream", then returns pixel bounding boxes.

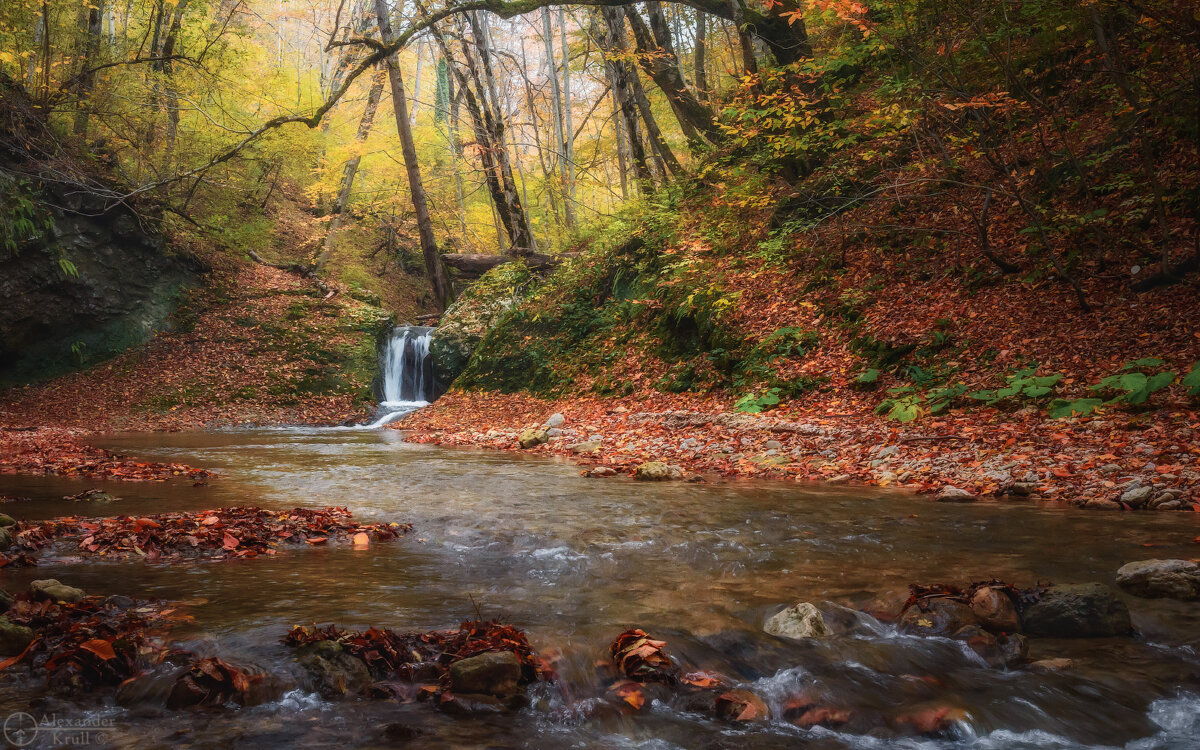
[1020,583,1132,637]
[1116,559,1200,600]
[295,639,372,698]
[763,602,831,640]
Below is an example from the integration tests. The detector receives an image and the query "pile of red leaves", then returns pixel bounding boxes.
[609,628,677,684]
[11,506,411,563]
[166,657,266,708]
[0,427,213,482]
[0,594,185,693]
[284,619,544,693]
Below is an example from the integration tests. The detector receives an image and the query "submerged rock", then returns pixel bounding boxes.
[295,640,371,698]
[634,462,682,481]
[899,598,977,637]
[0,589,12,612]
[764,602,831,640]
[1116,559,1200,600]
[1020,583,1131,637]
[586,466,617,478]
[517,429,548,449]
[0,616,34,655]
[30,579,86,603]
[449,651,522,697]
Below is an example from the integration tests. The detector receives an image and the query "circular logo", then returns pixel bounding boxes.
[3,712,38,747]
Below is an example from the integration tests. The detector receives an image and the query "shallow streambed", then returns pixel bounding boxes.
[1,428,1199,748]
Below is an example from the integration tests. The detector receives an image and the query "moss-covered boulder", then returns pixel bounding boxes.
[431,262,534,390]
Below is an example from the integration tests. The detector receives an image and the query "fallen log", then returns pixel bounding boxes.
[441,252,571,278]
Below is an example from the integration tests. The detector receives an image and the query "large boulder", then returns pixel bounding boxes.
[448,651,522,697]
[0,617,34,655]
[295,640,372,698]
[899,598,977,637]
[1116,559,1200,601]
[1020,583,1131,637]
[30,579,85,603]
[764,602,831,640]
[0,527,11,550]
[429,263,533,389]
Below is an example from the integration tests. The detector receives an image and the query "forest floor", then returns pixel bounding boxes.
[396,389,1199,511]
[0,260,386,483]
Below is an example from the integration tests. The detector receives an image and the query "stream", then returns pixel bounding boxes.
[1,428,1199,748]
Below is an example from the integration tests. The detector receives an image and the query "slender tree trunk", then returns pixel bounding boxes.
[374,0,451,310]
[159,0,191,179]
[314,70,386,272]
[72,0,106,138]
[725,0,758,76]
[559,7,576,227]
[600,7,653,187]
[411,36,425,124]
[694,11,708,98]
[611,84,630,199]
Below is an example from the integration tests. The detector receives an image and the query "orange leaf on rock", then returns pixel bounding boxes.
[352,532,370,547]
[222,533,239,550]
[79,639,116,660]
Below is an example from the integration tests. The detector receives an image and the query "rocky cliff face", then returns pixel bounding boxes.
[0,75,200,385]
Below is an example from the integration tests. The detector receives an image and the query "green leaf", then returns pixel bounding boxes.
[1022,386,1053,398]
[888,401,923,422]
[967,390,996,401]
[1047,398,1103,419]
[1121,357,1165,370]
[1183,361,1200,397]
[1118,372,1148,393]
[856,368,880,384]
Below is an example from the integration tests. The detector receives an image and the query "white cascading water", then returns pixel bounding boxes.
[366,325,435,427]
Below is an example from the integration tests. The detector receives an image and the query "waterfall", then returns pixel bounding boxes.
[367,325,436,427]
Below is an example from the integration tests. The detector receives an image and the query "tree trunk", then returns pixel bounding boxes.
[600,7,655,188]
[72,0,105,138]
[626,3,716,143]
[314,70,386,273]
[694,11,708,98]
[725,0,758,76]
[374,0,451,311]
[559,7,576,226]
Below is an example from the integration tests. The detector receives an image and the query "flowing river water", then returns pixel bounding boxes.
[1,428,1199,748]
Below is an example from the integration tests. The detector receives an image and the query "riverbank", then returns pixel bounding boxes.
[396,391,1199,511]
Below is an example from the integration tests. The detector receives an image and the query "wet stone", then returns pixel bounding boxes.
[934,486,976,503]
[1116,559,1200,601]
[448,651,522,697]
[30,579,85,603]
[295,640,371,699]
[970,586,1020,634]
[764,602,831,640]
[1020,583,1132,637]
[899,598,978,637]
[0,616,34,655]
